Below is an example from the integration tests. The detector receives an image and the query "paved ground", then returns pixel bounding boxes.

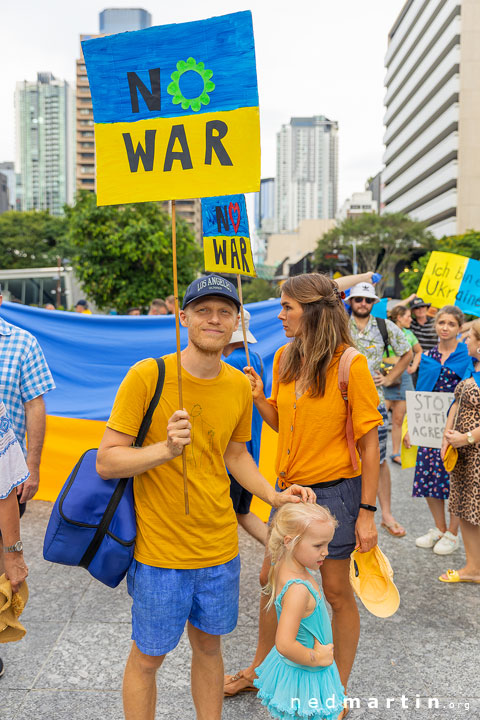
[0,454,478,720]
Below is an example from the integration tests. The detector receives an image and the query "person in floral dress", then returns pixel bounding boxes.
[405,306,473,555]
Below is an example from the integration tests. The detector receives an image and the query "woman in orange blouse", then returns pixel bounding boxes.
[224,273,382,711]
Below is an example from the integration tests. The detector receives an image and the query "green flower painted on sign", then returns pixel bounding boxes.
[167,57,215,112]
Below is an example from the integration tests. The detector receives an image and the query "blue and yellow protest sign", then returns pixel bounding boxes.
[202,194,256,277]
[416,251,480,315]
[82,11,260,206]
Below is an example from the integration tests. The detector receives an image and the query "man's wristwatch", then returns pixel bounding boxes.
[466,431,475,445]
[3,540,23,553]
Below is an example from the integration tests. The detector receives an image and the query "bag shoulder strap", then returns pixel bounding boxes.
[338,347,360,473]
[376,317,390,356]
[135,358,166,447]
[79,358,165,573]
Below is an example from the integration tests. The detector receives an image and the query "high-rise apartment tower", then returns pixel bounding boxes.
[275,116,338,233]
[15,73,74,214]
[383,0,480,237]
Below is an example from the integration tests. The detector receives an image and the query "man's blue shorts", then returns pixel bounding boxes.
[127,555,241,656]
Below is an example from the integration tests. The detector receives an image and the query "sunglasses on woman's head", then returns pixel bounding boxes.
[351,297,375,305]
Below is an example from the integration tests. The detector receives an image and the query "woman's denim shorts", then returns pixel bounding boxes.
[272,476,362,560]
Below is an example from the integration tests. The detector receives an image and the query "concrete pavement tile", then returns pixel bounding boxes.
[33,622,131,690]
[72,578,132,623]
[222,693,270,719]
[22,564,92,624]
[0,688,28,720]
[222,625,261,678]
[0,622,64,690]
[9,689,123,720]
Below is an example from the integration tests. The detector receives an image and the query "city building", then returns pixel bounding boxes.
[75,38,99,194]
[275,115,339,233]
[15,73,75,215]
[76,9,152,195]
[99,8,152,34]
[0,173,8,214]
[265,218,336,273]
[161,199,202,244]
[367,171,382,211]
[383,0,480,237]
[336,190,378,221]
[254,177,276,232]
[0,162,17,210]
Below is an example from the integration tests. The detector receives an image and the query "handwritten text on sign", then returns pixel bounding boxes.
[406,391,455,449]
[202,194,256,277]
[81,12,260,205]
[416,251,480,316]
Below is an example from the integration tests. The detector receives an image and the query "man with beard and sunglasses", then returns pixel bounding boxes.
[347,283,411,538]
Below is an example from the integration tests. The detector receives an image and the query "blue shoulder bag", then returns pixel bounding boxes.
[43,357,165,588]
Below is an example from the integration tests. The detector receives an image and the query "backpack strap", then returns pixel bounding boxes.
[79,357,165,572]
[376,317,390,356]
[338,347,360,473]
[135,358,166,447]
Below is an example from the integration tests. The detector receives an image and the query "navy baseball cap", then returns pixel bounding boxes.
[182,275,240,310]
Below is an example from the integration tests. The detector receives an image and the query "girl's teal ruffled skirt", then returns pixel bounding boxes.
[254,647,345,720]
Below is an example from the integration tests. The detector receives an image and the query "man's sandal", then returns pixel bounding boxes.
[224,671,257,696]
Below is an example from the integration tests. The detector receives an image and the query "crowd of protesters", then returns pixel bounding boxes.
[1,273,479,720]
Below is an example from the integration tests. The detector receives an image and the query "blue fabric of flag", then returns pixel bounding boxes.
[0,300,283,422]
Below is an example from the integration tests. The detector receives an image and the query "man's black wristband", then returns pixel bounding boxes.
[359,503,377,512]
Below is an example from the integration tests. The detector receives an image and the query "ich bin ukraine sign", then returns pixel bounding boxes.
[82,11,260,206]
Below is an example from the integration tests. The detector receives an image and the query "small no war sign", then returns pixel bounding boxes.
[416,251,480,315]
[406,391,455,449]
[202,194,256,277]
[82,11,260,205]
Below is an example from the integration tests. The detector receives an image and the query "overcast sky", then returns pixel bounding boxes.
[1,0,405,205]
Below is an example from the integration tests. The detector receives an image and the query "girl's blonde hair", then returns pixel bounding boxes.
[264,503,338,610]
[279,273,354,397]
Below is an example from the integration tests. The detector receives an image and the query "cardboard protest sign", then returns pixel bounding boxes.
[82,11,260,206]
[416,251,480,315]
[406,390,455,449]
[202,194,256,277]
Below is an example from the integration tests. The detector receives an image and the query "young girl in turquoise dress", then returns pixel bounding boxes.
[254,503,346,720]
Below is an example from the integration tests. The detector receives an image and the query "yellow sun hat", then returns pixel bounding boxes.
[349,546,400,618]
[0,574,29,644]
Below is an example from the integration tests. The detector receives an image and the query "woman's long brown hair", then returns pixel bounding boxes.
[279,273,354,397]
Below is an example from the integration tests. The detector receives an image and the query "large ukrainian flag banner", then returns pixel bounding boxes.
[1,302,282,520]
[82,11,260,205]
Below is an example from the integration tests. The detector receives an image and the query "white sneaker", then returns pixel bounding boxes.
[415,528,443,548]
[433,531,460,555]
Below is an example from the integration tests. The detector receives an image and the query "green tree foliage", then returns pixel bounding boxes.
[0,210,68,268]
[241,278,277,303]
[314,212,436,296]
[65,192,203,313]
[400,231,480,298]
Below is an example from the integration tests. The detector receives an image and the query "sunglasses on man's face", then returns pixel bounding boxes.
[351,297,375,305]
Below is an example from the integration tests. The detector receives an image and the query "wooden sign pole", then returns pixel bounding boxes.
[172,200,189,515]
[236,274,250,367]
